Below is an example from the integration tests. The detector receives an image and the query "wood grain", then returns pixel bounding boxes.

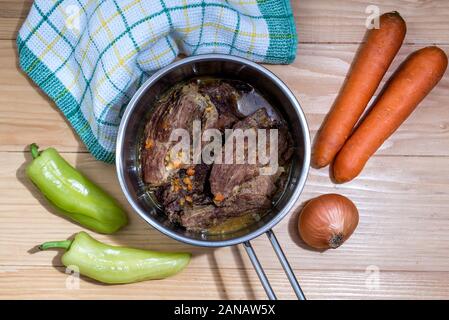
[0,40,85,152]
[1,266,447,300]
[294,0,449,44]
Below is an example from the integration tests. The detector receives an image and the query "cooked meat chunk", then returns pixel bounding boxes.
[142,79,293,232]
[156,163,212,224]
[182,109,291,231]
[142,83,218,186]
[217,173,281,211]
[199,81,243,130]
[181,172,283,231]
[180,205,220,231]
[210,109,292,199]
[233,107,274,130]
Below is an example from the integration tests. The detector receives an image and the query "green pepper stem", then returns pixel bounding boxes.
[30,143,41,159]
[39,240,72,251]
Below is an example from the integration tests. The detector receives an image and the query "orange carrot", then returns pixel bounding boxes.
[333,46,448,183]
[312,12,406,168]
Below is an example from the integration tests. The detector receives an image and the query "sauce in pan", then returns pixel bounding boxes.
[140,77,292,235]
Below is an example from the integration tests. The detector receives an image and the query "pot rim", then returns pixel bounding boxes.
[116,54,310,247]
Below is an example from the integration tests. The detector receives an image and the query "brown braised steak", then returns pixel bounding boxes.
[198,80,244,130]
[141,82,218,187]
[141,80,293,232]
[210,108,293,199]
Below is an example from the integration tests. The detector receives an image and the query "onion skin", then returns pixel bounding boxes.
[298,194,359,249]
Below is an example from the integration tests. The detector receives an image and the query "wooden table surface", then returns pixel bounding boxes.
[1,0,448,300]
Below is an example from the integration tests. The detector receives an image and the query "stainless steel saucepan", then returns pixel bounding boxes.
[116,54,310,300]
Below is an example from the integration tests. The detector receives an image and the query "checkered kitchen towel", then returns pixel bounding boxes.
[17,0,297,163]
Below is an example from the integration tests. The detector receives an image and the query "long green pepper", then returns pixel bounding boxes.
[39,232,191,284]
[26,143,127,234]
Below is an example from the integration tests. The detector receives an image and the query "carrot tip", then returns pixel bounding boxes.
[311,155,329,169]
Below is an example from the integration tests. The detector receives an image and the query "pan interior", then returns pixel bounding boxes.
[118,57,308,245]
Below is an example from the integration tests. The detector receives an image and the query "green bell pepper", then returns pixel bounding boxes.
[26,143,127,234]
[39,232,191,284]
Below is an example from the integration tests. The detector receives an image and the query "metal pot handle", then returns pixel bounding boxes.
[243,229,306,300]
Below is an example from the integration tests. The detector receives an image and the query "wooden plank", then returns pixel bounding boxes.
[294,0,449,44]
[2,152,449,274]
[0,40,85,152]
[2,0,449,44]
[0,266,447,299]
[1,0,449,300]
[0,0,32,40]
[2,40,449,155]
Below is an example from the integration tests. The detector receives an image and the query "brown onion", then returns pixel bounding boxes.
[298,194,359,249]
